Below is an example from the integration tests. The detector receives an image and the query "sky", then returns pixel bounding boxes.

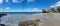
[0,0,60,12]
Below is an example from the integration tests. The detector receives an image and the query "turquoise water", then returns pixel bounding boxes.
[0,12,40,14]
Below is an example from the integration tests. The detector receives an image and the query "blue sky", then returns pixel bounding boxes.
[0,0,60,12]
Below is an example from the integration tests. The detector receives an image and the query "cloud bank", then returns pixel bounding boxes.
[50,1,60,8]
[0,0,41,12]
[0,0,3,4]
[0,8,42,12]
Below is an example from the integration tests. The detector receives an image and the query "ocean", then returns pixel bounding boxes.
[0,12,41,14]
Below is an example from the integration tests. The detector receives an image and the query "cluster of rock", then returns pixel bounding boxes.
[0,14,7,17]
[42,6,60,13]
[19,19,40,26]
[0,24,5,26]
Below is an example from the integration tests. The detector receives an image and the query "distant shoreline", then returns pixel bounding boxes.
[0,12,41,14]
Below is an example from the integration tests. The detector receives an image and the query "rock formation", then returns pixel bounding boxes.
[42,9,49,13]
[42,7,60,13]
[0,24,5,26]
[0,14,7,17]
[19,19,40,26]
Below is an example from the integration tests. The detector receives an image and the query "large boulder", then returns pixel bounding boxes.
[0,14,7,17]
[18,19,40,26]
[0,24,5,26]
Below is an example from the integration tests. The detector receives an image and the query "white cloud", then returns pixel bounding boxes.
[0,7,10,12]
[6,7,10,10]
[12,0,17,3]
[5,0,9,3]
[55,1,60,7]
[0,8,2,11]
[18,8,42,12]
[21,0,24,1]
[0,8,3,12]
[5,0,11,4]
[50,1,60,7]
[19,0,24,3]
[27,0,34,2]
[1,7,10,12]
[31,8,39,12]
[50,6,54,8]
[31,8,42,12]
[5,7,10,12]
[0,7,42,12]
[12,0,23,3]
[0,0,3,4]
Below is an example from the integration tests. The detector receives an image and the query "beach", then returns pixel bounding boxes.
[1,13,60,26]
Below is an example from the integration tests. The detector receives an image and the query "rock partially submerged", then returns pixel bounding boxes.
[0,24,5,26]
[19,19,41,26]
[0,14,7,17]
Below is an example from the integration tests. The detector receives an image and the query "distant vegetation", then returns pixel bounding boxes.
[42,6,60,13]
